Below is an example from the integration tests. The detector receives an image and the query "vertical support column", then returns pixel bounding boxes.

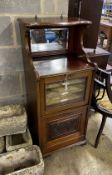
[68,0,103,49]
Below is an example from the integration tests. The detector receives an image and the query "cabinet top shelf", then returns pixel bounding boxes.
[33,55,94,78]
[18,17,91,29]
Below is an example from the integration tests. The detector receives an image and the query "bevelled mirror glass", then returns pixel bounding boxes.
[30,28,68,53]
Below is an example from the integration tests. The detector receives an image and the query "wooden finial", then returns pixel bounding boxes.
[60,13,63,19]
[35,15,38,21]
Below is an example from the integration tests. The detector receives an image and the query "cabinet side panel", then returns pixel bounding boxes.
[19,22,39,144]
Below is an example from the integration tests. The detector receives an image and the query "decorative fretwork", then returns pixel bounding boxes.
[48,115,80,141]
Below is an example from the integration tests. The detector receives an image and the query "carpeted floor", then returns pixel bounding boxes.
[44,111,112,175]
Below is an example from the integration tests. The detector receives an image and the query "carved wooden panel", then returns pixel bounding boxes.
[48,114,80,141]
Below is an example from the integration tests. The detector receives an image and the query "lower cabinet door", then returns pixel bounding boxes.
[39,106,88,154]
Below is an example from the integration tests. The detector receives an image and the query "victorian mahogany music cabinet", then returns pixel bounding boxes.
[18,17,95,155]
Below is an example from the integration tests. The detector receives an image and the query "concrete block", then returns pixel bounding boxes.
[42,0,55,14]
[0,73,21,98]
[0,16,13,46]
[0,104,27,137]
[0,71,26,104]
[0,0,40,14]
[6,128,32,152]
[20,71,26,95]
[0,48,24,73]
[0,137,5,153]
[0,94,26,106]
[15,19,22,45]
[0,145,44,175]
[56,0,69,16]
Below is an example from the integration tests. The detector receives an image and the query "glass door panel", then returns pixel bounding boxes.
[46,77,86,107]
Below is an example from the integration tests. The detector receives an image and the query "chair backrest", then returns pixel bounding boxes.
[92,67,112,111]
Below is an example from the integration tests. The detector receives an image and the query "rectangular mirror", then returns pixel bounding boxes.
[30,28,68,54]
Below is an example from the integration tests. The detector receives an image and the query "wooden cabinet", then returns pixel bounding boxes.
[18,17,95,155]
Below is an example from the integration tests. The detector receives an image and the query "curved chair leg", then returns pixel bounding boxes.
[95,115,107,148]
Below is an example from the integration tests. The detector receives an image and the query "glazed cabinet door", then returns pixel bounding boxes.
[39,106,88,154]
[40,70,93,115]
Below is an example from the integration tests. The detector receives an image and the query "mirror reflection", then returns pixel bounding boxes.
[30,28,68,53]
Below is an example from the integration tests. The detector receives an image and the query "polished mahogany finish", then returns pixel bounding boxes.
[19,17,95,155]
[19,17,91,58]
[68,0,81,17]
[84,47,111,69]
[34,56,93,77]
[19,17,91,29]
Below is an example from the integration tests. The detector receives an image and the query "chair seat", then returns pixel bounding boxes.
[97,92,112,112]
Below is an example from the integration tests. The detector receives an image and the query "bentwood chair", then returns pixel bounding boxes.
[92,67,112,148]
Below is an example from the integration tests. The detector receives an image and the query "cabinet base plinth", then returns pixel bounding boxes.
[43,139,87,157]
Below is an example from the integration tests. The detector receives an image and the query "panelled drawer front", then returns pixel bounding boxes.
[40,70,93,115]
[48,113,80,141]
[40,106,88,154]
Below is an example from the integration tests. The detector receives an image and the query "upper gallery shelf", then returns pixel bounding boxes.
[18,17,91,29]
[18,17,92,60]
